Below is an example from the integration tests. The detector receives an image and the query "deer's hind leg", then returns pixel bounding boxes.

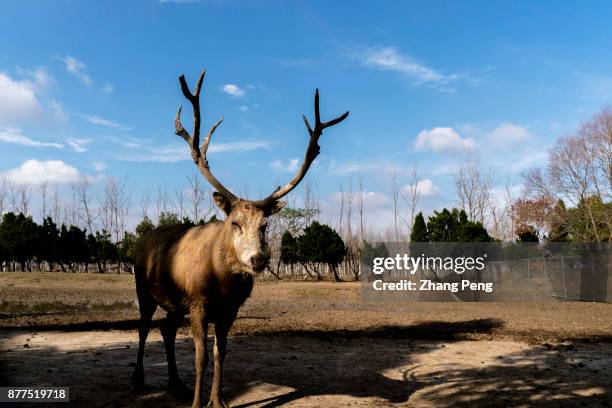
[162,309,191,400]
[131,289,157,390]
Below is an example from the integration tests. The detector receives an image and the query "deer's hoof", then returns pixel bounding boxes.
[207,398,230,408]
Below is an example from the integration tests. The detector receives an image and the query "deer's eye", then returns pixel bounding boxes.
[232,221,243,233]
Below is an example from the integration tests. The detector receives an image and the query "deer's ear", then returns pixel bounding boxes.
[266,200,287,216]
[213,192,233,216]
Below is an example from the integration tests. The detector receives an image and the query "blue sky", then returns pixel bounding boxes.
[1,0,612,231]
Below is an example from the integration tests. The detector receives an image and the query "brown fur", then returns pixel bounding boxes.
[132,198,281,408]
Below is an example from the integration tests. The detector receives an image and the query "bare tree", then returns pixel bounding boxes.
[17,183,30,216]
[400,164,420,234]
[455,156,494,223]
[68,185,78,226]
[155,184,171,222]
[102,177,131,242]
[358,176,365,243]
[174,187,186,220]
[140,188,151,220]
[187,172,213,223]
[52,185,61,223]
[39,180,49,221]
[302,180,320,225]
[7,180,18,213]
[340,177,361,280]
[546,119,611,241]
[523,168,553,201]
[391,173,401,241]
[488,176,516,241]
[0,177,7,215]
[348,178,354,239]
[521,107,612,242]
[338,183,345,236]
[75,177,96,233]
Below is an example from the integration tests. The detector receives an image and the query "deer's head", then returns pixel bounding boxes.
[175,70,348,273]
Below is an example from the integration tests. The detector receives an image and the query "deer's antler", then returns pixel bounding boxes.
[254,89,349,206]
[175,70,239,204]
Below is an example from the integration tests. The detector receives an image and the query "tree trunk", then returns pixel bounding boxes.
[330,264,343,282]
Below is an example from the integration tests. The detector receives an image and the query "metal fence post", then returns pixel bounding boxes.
[561,257,567,299]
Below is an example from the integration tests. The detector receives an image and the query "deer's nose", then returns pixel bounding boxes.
[250,254,267,271]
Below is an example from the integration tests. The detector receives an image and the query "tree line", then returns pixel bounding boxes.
[0,211,212,273]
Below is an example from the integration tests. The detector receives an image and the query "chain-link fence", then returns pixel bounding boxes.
[361,243,611,302]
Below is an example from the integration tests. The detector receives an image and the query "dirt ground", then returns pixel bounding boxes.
[1,273,611,407]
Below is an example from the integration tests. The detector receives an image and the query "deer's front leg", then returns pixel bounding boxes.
[190,302,209,408]
[208,318,230,408]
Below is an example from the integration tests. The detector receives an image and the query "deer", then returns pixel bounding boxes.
[131,69,349,408]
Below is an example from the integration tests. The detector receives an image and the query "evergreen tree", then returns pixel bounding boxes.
[280,231,299,265]
[548,199,568,242]
[135,216,155,240]
[427,208,492,242]
[157,212,181,227]
[118,231,137,270]
[361,241,388,270]
[95,230,117,273]
[297,221,346,281]
[39,217,60,271]
[410,212,429,242]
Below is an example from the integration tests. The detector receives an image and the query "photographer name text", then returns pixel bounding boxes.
[372,279,493,293]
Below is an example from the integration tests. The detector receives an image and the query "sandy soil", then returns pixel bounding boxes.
[1,329,610,407]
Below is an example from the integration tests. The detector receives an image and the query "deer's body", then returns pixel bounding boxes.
[136,222,254,315]
[132,69,348,408]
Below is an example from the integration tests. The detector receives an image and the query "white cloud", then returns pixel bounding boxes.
[48,99,67,122]
[415,127,474,153]
[2,160,80,185]
[104,135,144,149]
[58,55,92,86]
[358,46,457,86]
[401,179,440,198]
[270,158,299,172]
[67,138,92,153]
[92,161,107,171]
[0,128,63,149]
[220,84,245,97]
[357,191,390,208]
[487,123,530,147]
[209,140,271,153]
[239,105,248,112]
[329,160,408,176]
[16,67,53,89]
[119,140,271,162]
[0,72,44,125]
[101,83,114,94]
[84,114,132,131]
